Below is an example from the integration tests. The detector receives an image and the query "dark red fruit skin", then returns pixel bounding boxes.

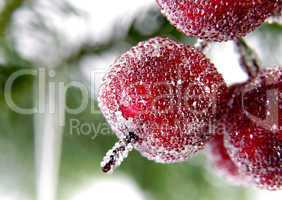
[98,37,227,163]
[157,0,281,41]
[207,134,244,182]
[224,68,282,190]
[207,84,250,184]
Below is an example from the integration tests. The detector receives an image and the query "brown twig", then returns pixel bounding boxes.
[234,38,261,79]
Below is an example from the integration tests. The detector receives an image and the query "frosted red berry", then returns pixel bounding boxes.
[207,85,246,184]
[98,37,227,172]
[156,0,280,41]
[224,68,282,190]
[207,134,244,183]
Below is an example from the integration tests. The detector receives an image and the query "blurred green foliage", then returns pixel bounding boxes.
[0,66,34,199]
[0,0,23,36]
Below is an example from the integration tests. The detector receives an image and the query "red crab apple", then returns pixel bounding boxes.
[207,84,249,184]
[98,37,227,173]
[207,134,245,183]
[224,68,282,190]
[157,0,281,41]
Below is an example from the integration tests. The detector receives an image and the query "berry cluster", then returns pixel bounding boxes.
[97,0,281,191]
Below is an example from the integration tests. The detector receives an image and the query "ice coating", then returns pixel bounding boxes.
[267,3,282,24]
[98,37,227,164]
[156,0,281,41]
[207,83,245,182]
[207,134,246,184]
[101,132,138,173]
[224,68,282,190]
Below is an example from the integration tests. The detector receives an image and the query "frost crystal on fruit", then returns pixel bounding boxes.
[98,37,227,172]
[224,68,282,190]
[207,85,248,185]
[207,134,249,184]
[101,132,138,173]
[156,0,281,41]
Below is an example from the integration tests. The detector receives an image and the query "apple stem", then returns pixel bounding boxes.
[101,132,138,173]
[234,38,261,79]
